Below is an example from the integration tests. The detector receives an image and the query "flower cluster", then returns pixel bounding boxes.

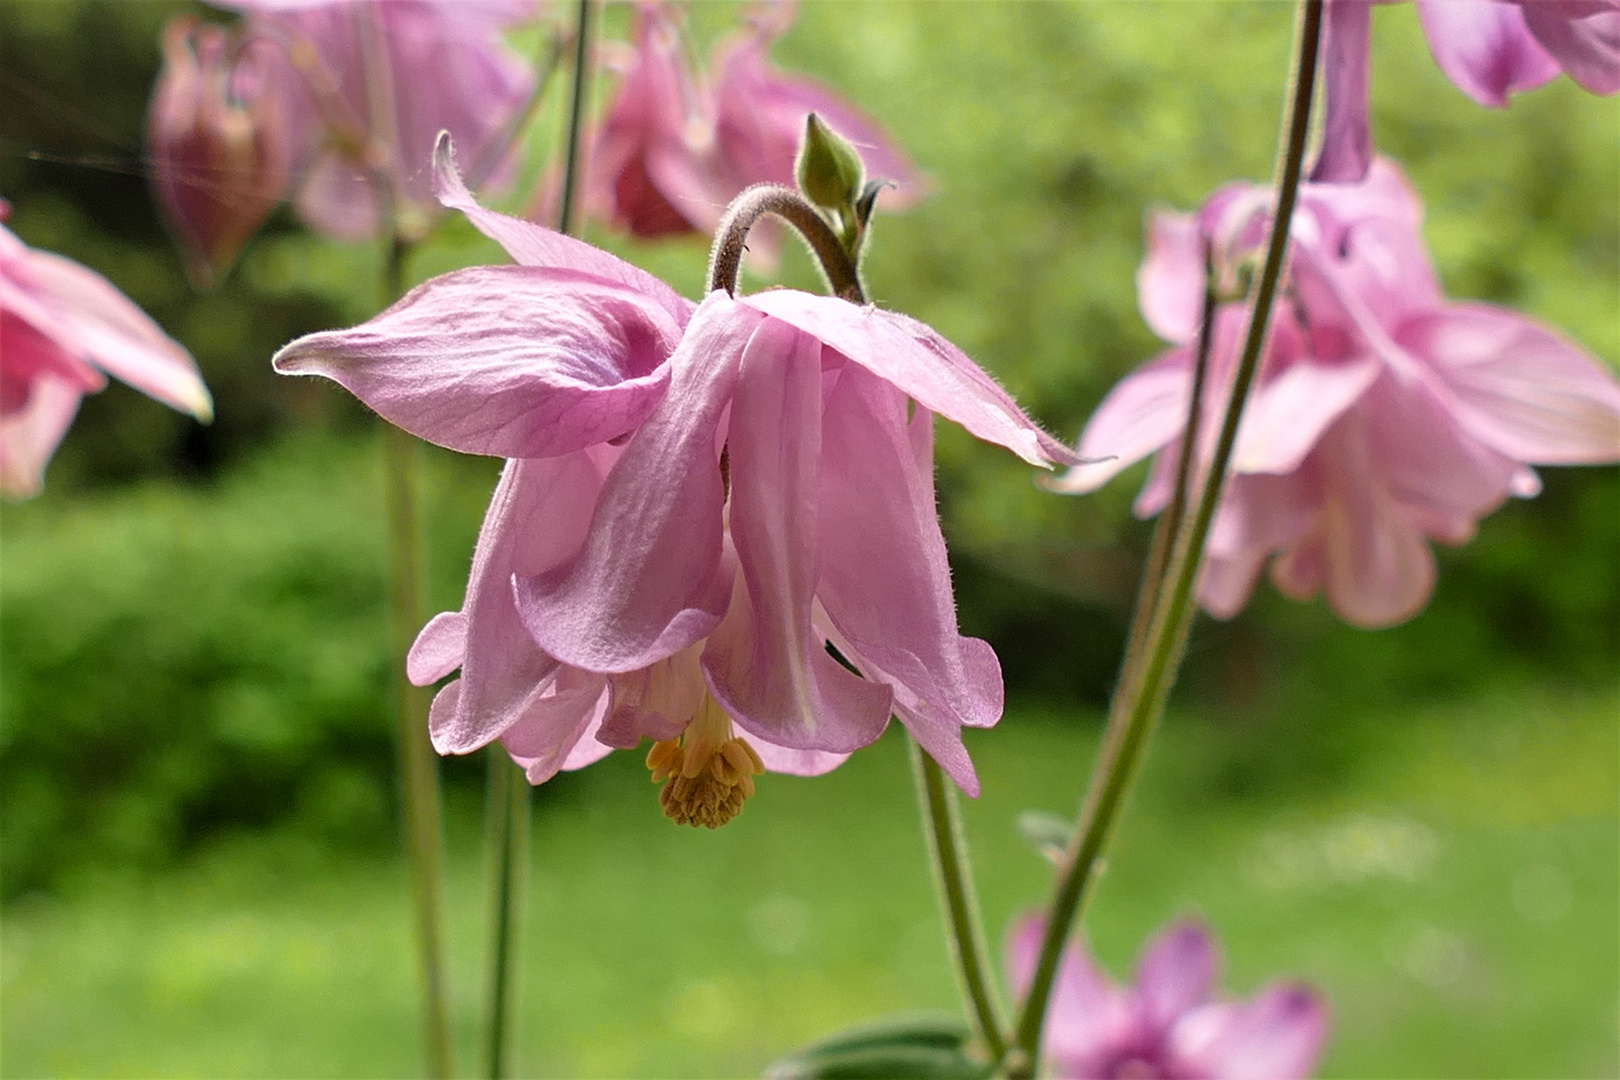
[0,207,213,499]
[1053,159,1620,628]
[274,141,1073,824]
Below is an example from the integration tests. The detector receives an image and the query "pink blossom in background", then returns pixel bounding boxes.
[0,208,213,499]
[1052,158,1620,628]
[1007,915,1329,1080]
[576,1,919,256]
[206,0,536,239]
[274,140,1071,824]
[148,15,292,287]
[1313,0,1619,182]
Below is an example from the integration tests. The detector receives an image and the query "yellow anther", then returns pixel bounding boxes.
[645,695,763,828]
[646,739,683,783]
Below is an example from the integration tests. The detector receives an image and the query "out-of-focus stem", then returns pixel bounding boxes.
[908,739,1007,1064]
[1007,3,1324,1074]
[555,0,595,237]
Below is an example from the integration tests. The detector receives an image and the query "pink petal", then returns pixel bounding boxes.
[1199,548,1271,621]
[1169,984,1329,1080]
[743,737,850,777]
[702,317,893,754]
[739,290,1079,468]
[429,452,609,754]
[1136,210,1205,343]
[1310,0,1374,183]
[1520,1,1620,94]
[1416,0,1561,106]
[407,610,466,686]
[497,667,610,784]
[1005,915,1139,1073]
[1048,347,1190,495]
[0,375,83,500]
[1134,919,1219,1035]
[1233,355,1379,474]
[1400,304,1620,464]
[273,265,680,458]
[514,294,756,673]
[816,363,1002,734]
[433,135,693,325]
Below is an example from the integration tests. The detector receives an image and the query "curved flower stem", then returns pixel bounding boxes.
[909,738,1008,1063]
[707,184,865,302]
[379,275,456,1080]
[1007,3,1324,1073]
[480,5,595,1076]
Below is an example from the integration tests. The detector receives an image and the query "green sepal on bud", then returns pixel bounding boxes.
[795,113,867,214]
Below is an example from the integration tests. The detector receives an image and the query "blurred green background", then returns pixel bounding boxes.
[1,1,1616,1077]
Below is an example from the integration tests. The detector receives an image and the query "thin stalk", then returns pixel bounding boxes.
[480,5,595,1075]
[908,738,1007,1063]
[707,183,864,301]
[1008,3,1324,1073]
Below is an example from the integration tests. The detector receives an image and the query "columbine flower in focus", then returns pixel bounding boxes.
[1313,0,1619,181]
[274,140,1071,825]
[1007,914,1329,1080]
[577,1,919,254]
[1051,158,1620,628]
[0,206,213,499]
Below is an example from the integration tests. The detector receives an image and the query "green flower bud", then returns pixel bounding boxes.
[795,113,865,214]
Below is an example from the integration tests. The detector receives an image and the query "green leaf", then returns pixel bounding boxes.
[763,1013,993,1080]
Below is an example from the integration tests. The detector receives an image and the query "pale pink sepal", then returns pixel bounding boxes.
[1311,0,1375,182]
[1519,2,1620,95]
[1415,0,1562,105]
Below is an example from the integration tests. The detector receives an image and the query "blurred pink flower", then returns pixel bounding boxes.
[148,16,292,287]
[1052,158,1620,628]
[0,209,213,499]
[275,141,1070,824]
[577,2,920,254]
[1007,915,1329,1080]
[1313,0,1619,181]
[208,0,536,239]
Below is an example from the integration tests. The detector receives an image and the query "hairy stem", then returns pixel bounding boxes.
[1008,3,1324,1072]
[707,184,865,302]
[909,739,1008,1063]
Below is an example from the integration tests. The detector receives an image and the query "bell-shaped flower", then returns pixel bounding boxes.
[215,0,537,239]
[147,15,292,287]
[1313,0,1619,182]
[1052,158,1620,628]
[1007,915,1329,1080]
[274,141,1072,824]
[576,1,919,256]
[0,208,213,499]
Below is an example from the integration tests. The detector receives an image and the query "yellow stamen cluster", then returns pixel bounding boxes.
[645,702,765,829]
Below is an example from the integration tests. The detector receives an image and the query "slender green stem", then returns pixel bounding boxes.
[707,184,865,302]
[1008,4,1324,1073]
[481,7,595,1075]
[908,738,1007,1063]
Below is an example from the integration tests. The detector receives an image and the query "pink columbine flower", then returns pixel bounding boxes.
[578,2,919,249]
[1051,158,1620,628]
[193,0,536,240]
[274,139,1072,825]
[148,15,292,287]
[1007,915,1329,1080]
[1313,0,1619,182]
[0,207,213,499]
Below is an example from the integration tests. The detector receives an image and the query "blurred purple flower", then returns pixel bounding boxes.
[576,1,919,256]
[1007,915,1329,1080]
[1051,158,1620,628]
[1313,0,1619,182]
[148,16,292,287]
[0,209,213,499]
[274,141,1071,824]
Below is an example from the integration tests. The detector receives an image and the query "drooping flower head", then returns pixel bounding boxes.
[1053,158,1620,628]
[1007,914,1329,1080]
[576,1,920,254]
[275,139,1073,825]
[0,206,213,499]
[1313,0,1619,182]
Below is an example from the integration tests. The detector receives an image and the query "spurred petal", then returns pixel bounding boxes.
[1520,2,1620,95]
[1401,304,1620,464]
[1137,209,1205,343]
[817,363,1002,735]
[1048,347,1190,494]
[1416,0,1561,106]
[703,317,893,753]
[1169,984,1329,1080]
[739,289,1078,468]
[273,265,680,458]
[1135,920,1219,1035]
[434,135,693,325]
[0,375,83,500]
[429,452,609,754]
[515,294,755,673]
[1310,0,1374,182]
